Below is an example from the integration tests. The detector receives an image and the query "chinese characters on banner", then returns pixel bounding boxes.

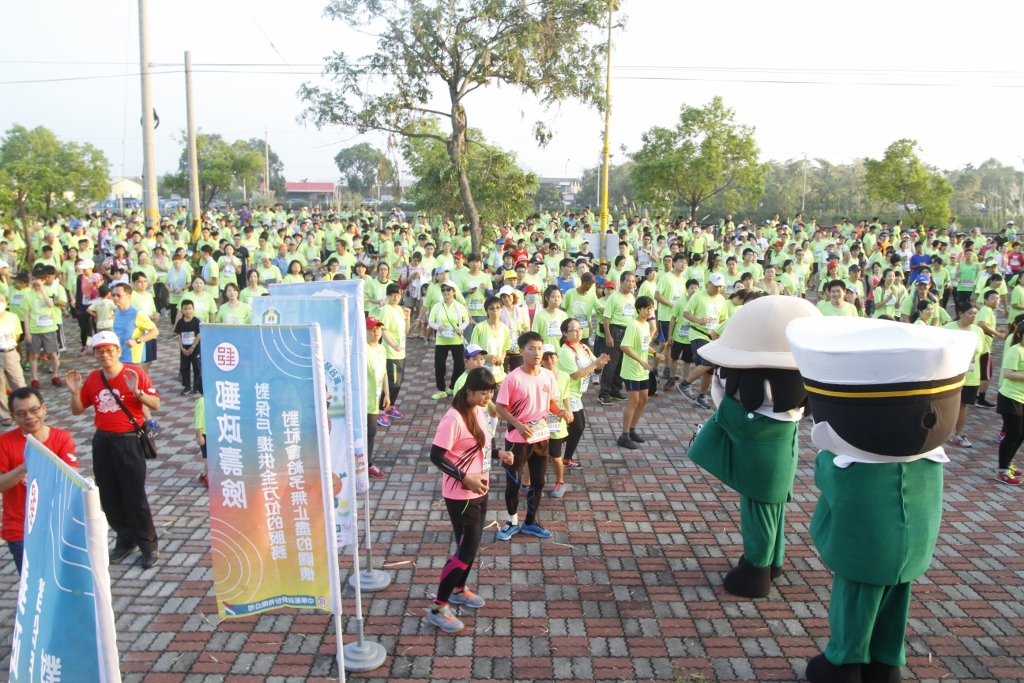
[202,323,337,619]
[10,438,120,683]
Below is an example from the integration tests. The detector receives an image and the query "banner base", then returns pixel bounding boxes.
[343,639,387,672]
[348,567,392,592]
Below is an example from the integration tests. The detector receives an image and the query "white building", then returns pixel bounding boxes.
[109,177,143,201]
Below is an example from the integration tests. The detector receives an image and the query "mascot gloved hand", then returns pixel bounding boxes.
[686,296,822,599]
[787,317,975,683]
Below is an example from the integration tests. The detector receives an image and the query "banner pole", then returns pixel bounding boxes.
[308,326,348,681]
[351,484,391,591]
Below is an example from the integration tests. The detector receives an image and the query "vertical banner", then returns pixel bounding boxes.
[10,437,120,683]
[268,280,369,493]
[202,323,338,619]
[249,296,358,546]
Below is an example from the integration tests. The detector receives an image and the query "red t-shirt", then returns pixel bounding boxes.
[80,365,158,433]
[0,427,78,542]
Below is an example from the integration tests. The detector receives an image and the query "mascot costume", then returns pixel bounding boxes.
[687,296,821,598]
[787,317,974,683]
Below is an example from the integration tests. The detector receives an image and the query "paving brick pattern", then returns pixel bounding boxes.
[0,315,1022,683]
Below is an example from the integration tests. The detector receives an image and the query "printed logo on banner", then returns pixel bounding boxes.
[26,479,38,532]
[213,342,240,371]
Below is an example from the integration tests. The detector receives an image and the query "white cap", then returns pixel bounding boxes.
[463,344,486,358]
[498,285,518,297]
[90,331,121,349]
[699,296,820,369]
[786,316,976,386]
[542,344,558,355]
[77,259,95,270]
[708,273,726,287]
[0,262,8,270]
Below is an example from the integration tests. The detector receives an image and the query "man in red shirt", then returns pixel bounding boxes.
[0,387,77,573]
[66,331,161,569]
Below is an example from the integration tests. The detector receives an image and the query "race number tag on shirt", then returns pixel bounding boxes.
[546,414,562,434]
[0,332,14,351]
[641,334,650,354]
[524,418,550,443]
[576,353,591,392]
[468,298,484,311]
[440,324,455,339]
[546,319,561,337]
[181,331,197,346]
[35,313,53,328]
[569,396,583,412]
[621,302,636,318]
[481,450,491,473]
[224,315,240,325]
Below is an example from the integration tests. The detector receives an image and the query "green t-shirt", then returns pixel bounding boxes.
[999,342,1024,404]
[22,289,60,334]
[216,302,252,325]
[603,291,636,327]
[942,322,984,387]
[381,303,407,360]
[470,320,511,383]
[620,318,651,382]
[557,341,595,401]
[364,278,390,319]
[683,290,728,342]
[668,295,693,344]
[366,342,386,415]
[656,272,688,322]
[956,262,980,292]
[976,305,997,354]
[240,285,269,304]
[193,396,205,434]
[532,308,567,347]
[563,287,597,337]
[816,300,857,317]
[462,272,493,317]
[430,300,470,346]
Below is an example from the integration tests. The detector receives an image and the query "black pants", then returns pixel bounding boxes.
[564,409,586,461]
[434,344,464,391]
[436,499,486,604]
[366,412,378,467]
[77,311,95,348]
[503,440,549,525]
[92,430,158,552]
[154,283,169,313]
[504,354,524,374]
[180,346,202,392]
[386,358,404,407]
[599,324,626,398]
[999,412,1024,470]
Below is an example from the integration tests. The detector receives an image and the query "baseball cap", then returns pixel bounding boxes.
[602,281,616,289]
[463,344,486,359]
[454,252,465,259]
[365,316,384,330]
[986,259,999,267]
[503,270,518,281]
[434,265,450,275]
[708,273,726,287]
[91,331,120,348]
[917,275,932,285]
[523,284,540,294]
[496,238,505,244]
[498,285,518,297]
[542,344,558,356]
[77,259,95,269]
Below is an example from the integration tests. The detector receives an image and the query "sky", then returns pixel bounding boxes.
[3,0,1024,191]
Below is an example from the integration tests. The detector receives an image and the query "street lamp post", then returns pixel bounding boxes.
[598,0,613,234]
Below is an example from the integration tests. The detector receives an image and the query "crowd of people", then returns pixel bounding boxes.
[0,203,1021,606]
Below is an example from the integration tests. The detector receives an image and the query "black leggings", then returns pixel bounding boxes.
[77,312,95,348]
[563,409,586,461]
[436,515,484,604]
[366,412,378,467]
[434,344,464,391]
[503,443,548,526]
[999,412,1024,470]
[386,359,404,407]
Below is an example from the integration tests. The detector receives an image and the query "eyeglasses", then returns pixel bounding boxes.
[13,405,43,419]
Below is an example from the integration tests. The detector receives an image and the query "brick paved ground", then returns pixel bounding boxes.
[0,314,1022,683]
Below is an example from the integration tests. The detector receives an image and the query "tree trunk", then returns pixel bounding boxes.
[447,103,482,254]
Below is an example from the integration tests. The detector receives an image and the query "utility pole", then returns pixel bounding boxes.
[138,0,159,230]
[801,153,808,213]
[185,50,201,222]
[265,127,271,197]
[598,0,613,234]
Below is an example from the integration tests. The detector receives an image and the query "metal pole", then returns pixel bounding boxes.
[801,153,807,213]
[598,0,613,234]
[185,51,201,222]
[138,0,159,231]
[265,126,271,196]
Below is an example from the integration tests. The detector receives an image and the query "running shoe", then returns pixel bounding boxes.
[368,465,387,479]
[663,378,677,391]
[617,434,639,450]
[563,459,582,470]
[431,390,448,400]
[950,434,972,448]
[446,388,454,396]
[995,469,1023,486]
[977,397,996,408]
[426,604,465,633]
[999,431,1006,442]
[520,523,552,538]
[51,376,62,387]
[448,589,485,608]
[611,392,627,400]
[496,522,521,541]
[30,380,39,388]
[1010,462,1022,478]
[681,384,698,400]
[598,395,613,406]
[696,395,712,410]
[629,430,646,444]
[550,482,565,498]
[376,413,391,427]
[386,406,404,419]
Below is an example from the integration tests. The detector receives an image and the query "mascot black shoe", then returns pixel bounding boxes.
[686,296,821,599]
[787,317,975,683]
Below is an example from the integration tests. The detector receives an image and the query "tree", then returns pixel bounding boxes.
[579,161,635,213]
[402,119,537,230]
[162,133,265,210]
[301,0,620,253]
[242,138,286,197]
[334,143,396,198]
[631,97,766,219]
[0,125,110,260]
[532,184,563,211]
[865,139,952,226]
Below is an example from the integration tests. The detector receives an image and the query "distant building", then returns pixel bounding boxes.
[109,177,143,201]
[285,182,336,204]
[537,177,581,205]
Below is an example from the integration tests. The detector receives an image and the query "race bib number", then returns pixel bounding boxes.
[181,331,197,346]
[224,315,240,325]
[35,313,53,328]
[547,320,561,337]
[546,414,562,433]
[576,353,591,392]
[884,297,896,306]
[678,322,690,339]
[524,418,550,443]
[569,396,583,412]
[641,335,650,354]
[969,359,976,372]
[11,293,23,306]
[0,332,14,351]
[481,451,491,473]
[468,298,484,311]
[621,302,636,318]
[440,324,455,339]
[706,317,719,331]
[962,279,974,289]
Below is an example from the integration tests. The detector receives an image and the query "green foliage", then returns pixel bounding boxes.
[864,138,951,226]
[301,0,621,251]
[532,184,564,211]
[0,124,110,221]
[162,133,266,210]
[631,97,766,219]
[401,119,537,228]
[242,138,286,197]
[579,161,635,213]
[334,143,395,197]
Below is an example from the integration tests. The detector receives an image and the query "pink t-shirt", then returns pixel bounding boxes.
[496,365,560,443]
[433,407,492,500]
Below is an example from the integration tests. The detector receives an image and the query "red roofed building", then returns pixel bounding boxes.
[285,182,336,204]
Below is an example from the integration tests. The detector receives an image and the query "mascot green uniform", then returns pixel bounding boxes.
[687,296,822,598]
[787,317,975,683]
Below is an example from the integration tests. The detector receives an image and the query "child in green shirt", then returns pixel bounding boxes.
[618,296,662,450]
